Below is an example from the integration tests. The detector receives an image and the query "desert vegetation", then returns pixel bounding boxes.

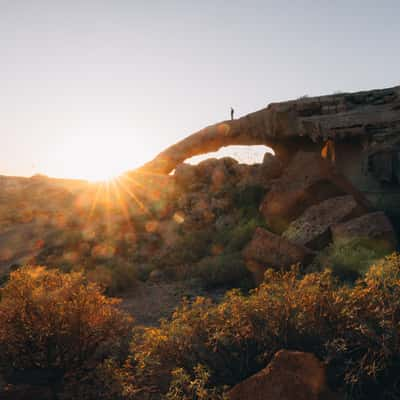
[0,266,133,399]
[2,256,400,399]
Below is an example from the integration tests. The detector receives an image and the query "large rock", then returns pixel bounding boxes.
[260,152,371,232]
[331,211,398,250]
[261,152,284,180]
[196,157,238,187]
[228,350,334,400]
[174,163,198,189]
[282,195,365,250]
[243,228,314,282]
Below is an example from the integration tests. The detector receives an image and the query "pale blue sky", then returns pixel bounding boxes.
[0,0,399,179]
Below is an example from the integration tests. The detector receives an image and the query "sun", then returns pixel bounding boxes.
[52,134,133,182]
[82,167,122,183]
[66,154,125,183]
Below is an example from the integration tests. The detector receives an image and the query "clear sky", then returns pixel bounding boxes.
[1,0,399,180]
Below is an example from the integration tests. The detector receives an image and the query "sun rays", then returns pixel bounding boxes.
[79,169,174,233]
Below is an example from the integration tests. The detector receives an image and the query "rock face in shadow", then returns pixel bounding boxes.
[228,350,338,400]
[331,211,398,250]
[259,152,371,233]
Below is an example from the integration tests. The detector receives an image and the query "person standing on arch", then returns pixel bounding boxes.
[230,107,234,120]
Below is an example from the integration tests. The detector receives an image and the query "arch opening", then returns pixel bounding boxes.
[185,145,275,166]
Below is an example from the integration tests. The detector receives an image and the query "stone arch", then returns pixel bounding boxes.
[135,85,400,175]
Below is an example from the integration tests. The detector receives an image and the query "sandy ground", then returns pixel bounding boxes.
[119,280,225,326]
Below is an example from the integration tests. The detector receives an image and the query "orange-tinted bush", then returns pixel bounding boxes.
[0,266,133,396]
[131,254,400,399]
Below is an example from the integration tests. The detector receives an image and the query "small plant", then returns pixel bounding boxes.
[194,252,251,289]
[158,228,214,273]
[313,238,391,281]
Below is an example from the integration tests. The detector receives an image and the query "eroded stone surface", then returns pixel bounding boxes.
[282,195,365,250]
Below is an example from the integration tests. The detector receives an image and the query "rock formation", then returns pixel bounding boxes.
[259,151,371,232]
[138,85,400,174]
[135,85,400,215]
[243,227,314,280]
[282,195,365,250]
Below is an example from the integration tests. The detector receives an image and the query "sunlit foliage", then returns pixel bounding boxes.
[131,254,400,399]
[0,266,133,397]
[166,365,226,400]
[3,255,400,399]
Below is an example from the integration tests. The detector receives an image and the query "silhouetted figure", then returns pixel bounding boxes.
[230,107,234,120]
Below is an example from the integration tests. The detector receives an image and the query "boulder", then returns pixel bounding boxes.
[177,192,215,230]
[228,350,335,400]
[196,158,221,179]
[156,220,181,247]
[210,196,232,214]
[174,163,198,189]
[195,158,237,186]
[331,211,398,250]
[261,152,283,180]
[243,228,314,279]
[282,195,365,250]
[236,164,273,188]
[211,164,229,191]
[260,152,371,233]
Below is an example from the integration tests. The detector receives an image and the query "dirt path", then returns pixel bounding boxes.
[119,281,225,326]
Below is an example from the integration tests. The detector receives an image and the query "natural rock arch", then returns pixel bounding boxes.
[136,85,400,174]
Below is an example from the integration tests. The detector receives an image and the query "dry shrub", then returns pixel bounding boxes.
[131,254,400,399]
[86,261,138,295]
[193,253,251,289]
[0,266,133,397]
